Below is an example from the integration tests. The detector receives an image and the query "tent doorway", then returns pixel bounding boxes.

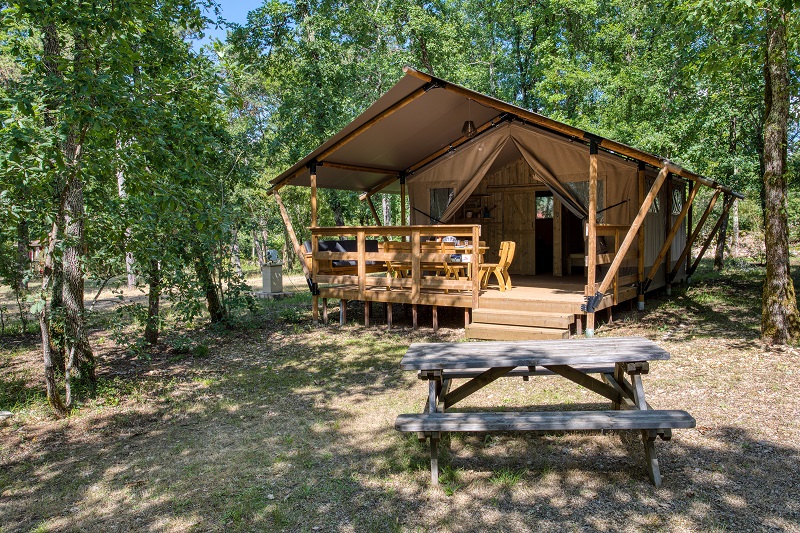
[503,190,536,275]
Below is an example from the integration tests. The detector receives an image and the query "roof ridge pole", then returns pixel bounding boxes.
[585,138,599,337]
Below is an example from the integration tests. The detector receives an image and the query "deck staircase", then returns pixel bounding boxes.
[466,297,577,341]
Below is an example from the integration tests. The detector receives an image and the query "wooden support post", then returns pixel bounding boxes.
[586,140,599,336]
[273,191,310,278]
[387,302,393,329]
[364,301,370,327]
[432,305,438,333]
[412,304,418,330]
[637,163,646,310]
[310,162,318,228]
[688,195,735,276]
[400,176,407,227]
[464,308,470,329]
[644,180,701,290]
[671,190,721,279]
[322,298,328,325]
[686,192,693,280]
[411,229,421,303]
[553,198,562,276]
[472,225,481,310]
[575,314,582,336]
[365,196,390,242]
[312,295,319,325]
[664,178,672,294]
[340,299,347,325]
[594,166,670,300]
[357,230,366,301]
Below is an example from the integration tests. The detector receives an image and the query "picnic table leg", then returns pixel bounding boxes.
[642,430,662,487]
[430,433,440,485]
[628,367,663,486]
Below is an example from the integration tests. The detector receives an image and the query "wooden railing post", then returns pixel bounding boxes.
[472,225,481,310]
[586,139,599,336]
[411,229,420,304]
[357,230,366,301]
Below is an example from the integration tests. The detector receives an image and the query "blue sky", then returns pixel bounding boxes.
[194,0,262,48]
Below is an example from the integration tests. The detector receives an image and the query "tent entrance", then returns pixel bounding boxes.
[535,191,554,274]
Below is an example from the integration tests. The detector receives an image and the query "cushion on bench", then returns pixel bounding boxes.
[303,239,380,267]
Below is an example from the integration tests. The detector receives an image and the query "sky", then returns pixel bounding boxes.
[193,0,262,49]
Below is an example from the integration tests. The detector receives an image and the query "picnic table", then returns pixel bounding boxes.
[394,337,695,487]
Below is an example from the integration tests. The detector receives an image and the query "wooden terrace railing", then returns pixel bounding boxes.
[309,225,482,309]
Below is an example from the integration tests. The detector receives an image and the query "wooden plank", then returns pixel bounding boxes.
[442,367,516,408]
[440,365,615,379]
[401,337,668,370]
[320,161,400,176]
[465,324,568,341]
[395,410,696,432]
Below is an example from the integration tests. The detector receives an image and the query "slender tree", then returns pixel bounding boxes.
[761,3,800,344]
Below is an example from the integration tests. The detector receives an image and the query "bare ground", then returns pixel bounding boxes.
[1,263,799,532]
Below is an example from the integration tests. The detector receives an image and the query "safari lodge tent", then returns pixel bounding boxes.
[269,66,742,340]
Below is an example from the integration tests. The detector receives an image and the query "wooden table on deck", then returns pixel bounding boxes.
[394,337,695,487]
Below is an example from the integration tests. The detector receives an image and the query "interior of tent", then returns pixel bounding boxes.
[407,121,686,287]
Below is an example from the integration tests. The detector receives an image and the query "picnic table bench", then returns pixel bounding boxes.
[394,337,695,487]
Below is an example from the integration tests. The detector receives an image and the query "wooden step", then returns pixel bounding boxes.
[472,308,573,329]
[477,297,584,314]
[466,323,569,341]
[395,410,696,433]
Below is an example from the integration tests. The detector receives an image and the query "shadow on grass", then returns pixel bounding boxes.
[3,261,799,531]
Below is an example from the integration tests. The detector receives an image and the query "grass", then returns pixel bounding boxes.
[1,260,799,532]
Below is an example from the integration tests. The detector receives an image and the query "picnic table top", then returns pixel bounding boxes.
[400,336,669,370]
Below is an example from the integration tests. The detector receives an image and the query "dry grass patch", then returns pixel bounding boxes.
[1,263,800,532]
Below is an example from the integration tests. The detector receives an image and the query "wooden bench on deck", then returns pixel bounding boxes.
[394,337,695,487]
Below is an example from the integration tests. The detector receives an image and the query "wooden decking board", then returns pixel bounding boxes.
[471,308,573,328]
[465,323,568,341]
[401,336,668,370]
[395,410,696,432]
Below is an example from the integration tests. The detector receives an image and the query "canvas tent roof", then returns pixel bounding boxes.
[269,66,742,200]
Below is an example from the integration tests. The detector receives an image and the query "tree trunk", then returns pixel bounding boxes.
[194,252,226,323]
[714,211,729,270]
[731,199,739,256]
[382,195,390,226]
[144,259,160,345]
[39,220,68,417]
[16,219,30,290]
[231,228,243,278]
[62,171,96,392]
[117,142,136,289]
[761,6,800,344]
